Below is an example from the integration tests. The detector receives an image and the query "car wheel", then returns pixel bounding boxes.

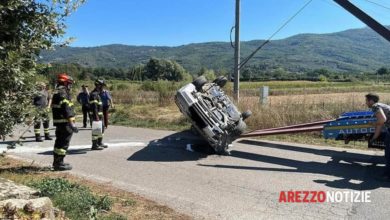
[232,120,246,136]
[241,110,252,120]
[192,76,207,91]
[213,76,228,88]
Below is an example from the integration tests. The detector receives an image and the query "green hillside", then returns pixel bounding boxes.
[40,27,390,73]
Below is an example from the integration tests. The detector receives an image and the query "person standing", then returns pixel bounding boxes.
[51,73,78,171]
[33,82,52,142]
[77,85,92,128]
[99,83,114,129]
[89,79,108,150]
[365,93,390,181]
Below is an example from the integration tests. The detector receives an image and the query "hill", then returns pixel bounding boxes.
[40,27,390,73]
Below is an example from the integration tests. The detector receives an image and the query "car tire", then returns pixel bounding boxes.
[232,119,246,136]
[213,76,228,88]
[241,110,252,120]
[192,76,207,91]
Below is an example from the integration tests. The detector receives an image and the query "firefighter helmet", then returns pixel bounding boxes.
[94,79,105,86]
[57,73,74,86]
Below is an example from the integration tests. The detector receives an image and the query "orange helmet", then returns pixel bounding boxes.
[57,73,74,86]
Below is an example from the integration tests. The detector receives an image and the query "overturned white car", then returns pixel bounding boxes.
[175,76,251,155]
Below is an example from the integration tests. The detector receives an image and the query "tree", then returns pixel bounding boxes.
[377,67,389,75]
[0,0,84,137]
[241,68,253,81]
[318,74,328,82]
[144,58,191,81]
[198,67,216,81]
[127,65,145,81]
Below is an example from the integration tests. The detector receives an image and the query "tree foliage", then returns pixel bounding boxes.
[377,67,389,75]
[198,67,216,81]
[0,0,84,136]
[144,58,191,81]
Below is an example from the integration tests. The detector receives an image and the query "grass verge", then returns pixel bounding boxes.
[0,156,191,220]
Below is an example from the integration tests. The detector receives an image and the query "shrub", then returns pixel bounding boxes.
[30,178,112,219]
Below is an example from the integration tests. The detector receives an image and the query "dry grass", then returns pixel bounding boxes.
[112,90,159,105]
[237,92,390,130]
[110,104,189,130]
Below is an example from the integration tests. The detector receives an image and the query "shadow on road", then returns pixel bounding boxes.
[128,130,213,162]
[238,140,384,165]
[200,139,390,190]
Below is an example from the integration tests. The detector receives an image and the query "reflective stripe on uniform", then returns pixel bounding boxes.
[98,112,103,115]
[92,135,99,140]
[60,99,74,107]
[53,119,68,123]
[89,100,102,105]
[54,148,66,155]
[34,129,40,134]
[44,128,49,134]
[52,99,74,108]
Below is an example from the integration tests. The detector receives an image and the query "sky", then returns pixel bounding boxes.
[64,0,390,47]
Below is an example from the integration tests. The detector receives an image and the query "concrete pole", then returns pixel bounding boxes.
[233,0,240,102]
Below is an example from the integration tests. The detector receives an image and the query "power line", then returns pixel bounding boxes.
[239,0,314,69]
[362,0,390,11]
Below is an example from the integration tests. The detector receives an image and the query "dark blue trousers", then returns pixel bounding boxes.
[385,128,390,176]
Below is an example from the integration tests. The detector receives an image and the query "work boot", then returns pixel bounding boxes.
[35,134,43,142]
[53,156,72,171]
[44,133,53,140]
[98,138,108,148]
[53,163,72,171]
[91,141,104,150]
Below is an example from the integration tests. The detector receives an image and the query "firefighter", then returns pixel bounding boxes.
[51,73,78,171]
[89,79,108,150]
[33,82,52,142]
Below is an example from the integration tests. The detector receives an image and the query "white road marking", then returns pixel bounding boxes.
[5,142,147,153]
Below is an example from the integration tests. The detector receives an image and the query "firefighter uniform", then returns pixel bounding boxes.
[33,86,52,142]
[51,85,76,170]
[89,86,108,150]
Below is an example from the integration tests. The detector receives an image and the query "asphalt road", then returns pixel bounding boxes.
[1,124,390,220]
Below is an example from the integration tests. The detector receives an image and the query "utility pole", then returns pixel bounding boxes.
[233,0,240,102]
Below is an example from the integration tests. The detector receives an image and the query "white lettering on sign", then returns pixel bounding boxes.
[338,128,374,134]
